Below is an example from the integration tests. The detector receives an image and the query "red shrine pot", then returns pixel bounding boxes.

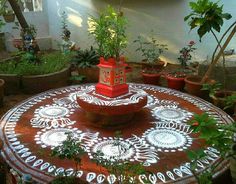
[95,57,129,98]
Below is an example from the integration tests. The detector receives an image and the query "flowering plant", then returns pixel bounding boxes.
[178,41,196,67]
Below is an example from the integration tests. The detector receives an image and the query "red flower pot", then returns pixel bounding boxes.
[142,72,161,85]
[166,75,185,90]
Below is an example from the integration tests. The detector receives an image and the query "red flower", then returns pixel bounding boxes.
[192,121,199,126]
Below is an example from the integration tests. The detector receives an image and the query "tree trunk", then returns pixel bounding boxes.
[8,0,28,29]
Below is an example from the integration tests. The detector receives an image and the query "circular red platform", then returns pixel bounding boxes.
[76,85,147,115]
[0,83,233,183]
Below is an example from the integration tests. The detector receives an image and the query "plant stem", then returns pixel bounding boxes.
[210,21,236,65]
[210,29,226,90]
[201,24,236,83]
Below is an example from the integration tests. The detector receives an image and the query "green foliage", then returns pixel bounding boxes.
[88,5,127,60]
[201,82,222,98]
[51,132,86,177]
[70,47,99,68]
[0,0,14,16]
[92,131,149,184]
[133,32,168,64]
[184,0,232,41]
[0,19,5,31]
[0,52,70,76]
[224,94,236,110]
[187,113,236,182]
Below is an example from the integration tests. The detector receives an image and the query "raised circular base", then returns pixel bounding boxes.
[76,85,147,127]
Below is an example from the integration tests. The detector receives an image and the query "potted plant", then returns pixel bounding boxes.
[0,2,15,23]
[165,41,196,90]
[88,6,129,97]
[50,132,88,184]
[70,46,99,82]
[0,51,72,94]
[202,82,236,116]
[134,32,168,85]
[184,0,235,97]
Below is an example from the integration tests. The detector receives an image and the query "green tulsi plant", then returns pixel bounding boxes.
[88,5,127,61]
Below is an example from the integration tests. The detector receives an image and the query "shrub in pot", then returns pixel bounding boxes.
[70,46,99,83]
[184,0,235,97]
[88,6,129,97]
[134,32,168,85]
[166,41,196,90]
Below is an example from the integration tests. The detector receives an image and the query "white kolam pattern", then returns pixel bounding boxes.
[0,84,233,184]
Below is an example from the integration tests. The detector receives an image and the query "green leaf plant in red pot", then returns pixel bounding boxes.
[134,32,168,85]
[88,6,129,97]
[184,0,235,98]
[166,41,196,91]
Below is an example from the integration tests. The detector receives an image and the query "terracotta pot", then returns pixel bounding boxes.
[0,74,21,95]
[142,72,162,85]
[3,13,15,23]
[0,79,4,107]
[21,65,71,94]
[77,66,99,83]
[184,75,209,98]
[166,75,185,91]
[212,90,235,116]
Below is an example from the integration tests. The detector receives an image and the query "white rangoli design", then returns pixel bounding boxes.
[86,136,159,166]
[0,84,232,184]
[152,105,193,123]
[30,105,76,129]
[143,123,193,152]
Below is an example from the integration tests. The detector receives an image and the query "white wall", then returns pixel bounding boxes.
[3,1,51,51]
[4,0,236,64]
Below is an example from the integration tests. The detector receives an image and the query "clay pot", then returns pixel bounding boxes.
[3,13,15,23]
[212,90,235,116]
[142,72,162,85]
[12,39,23,49]
[0,74,20,95]
[77,66,99,83]
[21,65,71,94]
[166,75,185,91]
[0,79,4,107]
[184,75,209,98]
[141,60,165,71]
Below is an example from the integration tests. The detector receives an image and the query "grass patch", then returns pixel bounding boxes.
[0,52,71,76]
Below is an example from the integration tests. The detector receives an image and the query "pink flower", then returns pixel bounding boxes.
[189,40,195,46]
